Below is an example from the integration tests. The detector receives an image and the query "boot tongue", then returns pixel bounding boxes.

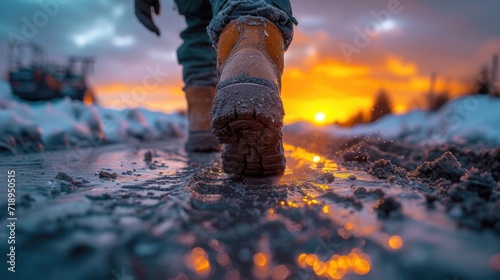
[217,19,285,74]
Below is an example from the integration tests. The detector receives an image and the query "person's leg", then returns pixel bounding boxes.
[175,0,220,152]
[176,0,217,87]
[207,0,297,176]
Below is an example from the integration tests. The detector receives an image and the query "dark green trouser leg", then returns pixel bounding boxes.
[208,0,297,49]
[209,0,295,24]
[175,0,217,88]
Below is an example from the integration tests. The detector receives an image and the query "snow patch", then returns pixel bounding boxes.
[0,81,187,152]
[286,95,500,147]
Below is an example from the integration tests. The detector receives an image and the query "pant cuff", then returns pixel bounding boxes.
[207,0,294,50]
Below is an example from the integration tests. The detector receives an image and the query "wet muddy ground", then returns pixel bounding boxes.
[1,138,499,280]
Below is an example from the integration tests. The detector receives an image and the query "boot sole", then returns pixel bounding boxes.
[211,82,286,176]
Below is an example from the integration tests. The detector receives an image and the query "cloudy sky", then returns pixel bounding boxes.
[1,0,499,124]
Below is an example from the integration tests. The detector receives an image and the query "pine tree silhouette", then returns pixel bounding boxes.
[345,111,364,126]
[475,66,494,95]
[370,89,392,122]
[428,92,450,111]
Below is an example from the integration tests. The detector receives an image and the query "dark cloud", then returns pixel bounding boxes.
[0,0,185,86]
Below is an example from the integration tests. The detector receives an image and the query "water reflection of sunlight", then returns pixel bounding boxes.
[186,247,211,277]
[297,248,371,278]
[313,155,321,163]
[282,143,338,177]
[389,235,403,250]
[282,143,359,181]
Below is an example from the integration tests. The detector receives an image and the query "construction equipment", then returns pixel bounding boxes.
[6,41,97,104]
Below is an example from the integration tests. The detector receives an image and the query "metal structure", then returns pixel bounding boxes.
[6,41,97,103]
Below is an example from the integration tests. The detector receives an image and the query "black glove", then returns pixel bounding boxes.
[134,0,161,36]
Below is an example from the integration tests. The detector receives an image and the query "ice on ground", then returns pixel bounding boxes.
[0,81,187,152]
[287,95,500,147]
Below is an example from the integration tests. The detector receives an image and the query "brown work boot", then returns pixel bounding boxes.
[211,18,286,176]
[185,86,221,152]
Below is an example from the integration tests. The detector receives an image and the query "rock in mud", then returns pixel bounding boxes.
[411,151,466,182]
[368,159,407,181]
[55,172,82,187]
[461,168,496,199]
[98,171,117,180]
[315,172,335,184]
[374,197,402,219]
[55,172,77,184]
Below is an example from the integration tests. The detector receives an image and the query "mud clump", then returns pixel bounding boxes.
[315,172,335,184]
[475,199,500,232]
[320,191,362,210]
[369,159,407,182]
[435,167,500,233]
[411,151,466,182]
[98,171,117,180]
[451,195,500,233]
[343,151,368,163]
[460,168,496,199]
[353,187,384,199]
[374,197,402,219]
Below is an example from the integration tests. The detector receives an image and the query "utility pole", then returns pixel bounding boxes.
[429,72,437,96]
[492,54,498,96]
[427,72,437,109]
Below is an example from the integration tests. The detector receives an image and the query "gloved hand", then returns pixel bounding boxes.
[134,0,161,36]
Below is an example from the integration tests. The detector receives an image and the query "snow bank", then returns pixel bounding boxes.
[286,95,500,147]
[0,81,187,152]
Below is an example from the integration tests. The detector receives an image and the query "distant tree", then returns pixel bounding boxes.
[427,92,450,111]
[339,111,365,127]
[370,89,392,122]
[474,66,494,95]
[492,54,499,96]
[348,111,365,126]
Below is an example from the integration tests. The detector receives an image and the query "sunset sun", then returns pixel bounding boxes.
[314,112,326,123]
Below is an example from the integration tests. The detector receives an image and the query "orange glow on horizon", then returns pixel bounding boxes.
[94,82,186,113]
[93,51,467,125]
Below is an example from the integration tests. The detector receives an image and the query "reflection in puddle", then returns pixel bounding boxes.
[297,248,371,278]
[186,247,211,277]
[388,235,403,250]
